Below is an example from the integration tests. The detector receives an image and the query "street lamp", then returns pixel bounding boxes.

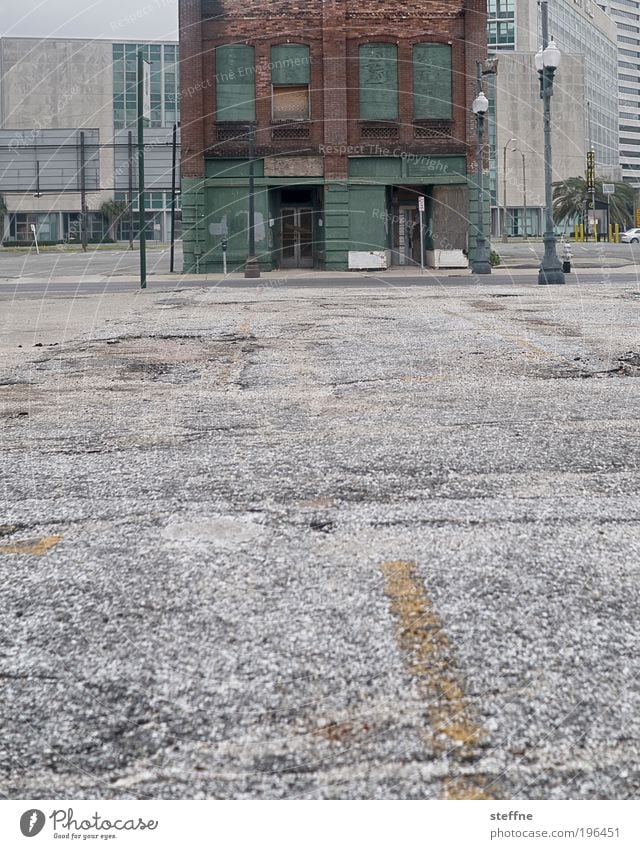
[502,137,517,243]
[471,72,491,275]
[535,3,564,285]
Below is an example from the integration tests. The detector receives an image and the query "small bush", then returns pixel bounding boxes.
[489,250,501,267]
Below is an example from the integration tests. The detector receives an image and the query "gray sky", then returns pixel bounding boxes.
[0,0,178,40]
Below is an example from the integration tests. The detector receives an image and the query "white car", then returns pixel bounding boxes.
[621,228,640,243]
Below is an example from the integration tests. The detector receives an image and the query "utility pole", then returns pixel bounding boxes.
[471,61,491,274]
[536,0,564,285]
[80,130,88,253]
[128,130,134,251]
[170,122,178,273]
[137,48,147,289]
[244,123,260,278]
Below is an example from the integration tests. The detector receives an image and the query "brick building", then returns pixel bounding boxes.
[179,0,488,273]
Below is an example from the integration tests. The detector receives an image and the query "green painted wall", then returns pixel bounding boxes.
[188,156,472,272]
[349,155,466,184]
[348,185,388,253]
[182,177,205,273]
[203,184,270,273]
[323,183,350,270]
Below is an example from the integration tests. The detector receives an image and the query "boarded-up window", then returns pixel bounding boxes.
[216,44,256,121]
[272,85,310,121]
[413,44,453,120]
[271,44,311,85]
[271,45,311,121]
[359,44,398,121]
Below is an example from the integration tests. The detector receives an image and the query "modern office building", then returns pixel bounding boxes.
[597,1,640,186]
[0,37,180,244]
[179,0,489,273]
[488,0,619,237]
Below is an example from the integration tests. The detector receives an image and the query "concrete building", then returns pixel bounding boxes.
[488,0,619,237]
[597,1,640,187]
[0,37,180,245]
[179,0,489,273]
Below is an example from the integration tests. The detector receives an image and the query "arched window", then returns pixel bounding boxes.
[215,44,256,121]
[413,44,453,120]
[271,44,311,121]
[359,43,398,120]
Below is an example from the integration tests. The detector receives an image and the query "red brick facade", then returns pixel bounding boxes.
[180,0,488,179]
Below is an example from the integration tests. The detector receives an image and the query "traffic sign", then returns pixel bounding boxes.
[603,183,615,195]
[418,196,425,212]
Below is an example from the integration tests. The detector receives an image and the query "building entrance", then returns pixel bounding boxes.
[280,207,314,268]
[397,205,419,265]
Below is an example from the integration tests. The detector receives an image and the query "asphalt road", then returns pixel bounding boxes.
[1,270,640,299]
[2,279,640,800]
[0,246,174,280]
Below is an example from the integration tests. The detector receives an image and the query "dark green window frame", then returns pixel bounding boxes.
[359,43,398,121]
[413,43,453,121]
[215,44,256,122]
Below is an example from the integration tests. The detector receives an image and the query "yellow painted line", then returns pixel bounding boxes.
[0,534,62,556]
[381,560,497,799]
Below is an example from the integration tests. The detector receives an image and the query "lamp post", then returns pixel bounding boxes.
[535,1,564,285]
[502,137,517,243]
[519,149,527,238]
[244,122,260,279]
[471,63,491,275]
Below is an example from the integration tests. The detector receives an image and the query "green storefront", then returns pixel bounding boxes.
[182,153,481,274]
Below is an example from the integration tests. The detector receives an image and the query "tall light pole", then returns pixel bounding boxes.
[535,1,564,285]
[502,137,517,243]
[519,149,527,237]
[471,62,491,275]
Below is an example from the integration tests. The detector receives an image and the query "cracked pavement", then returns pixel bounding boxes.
[1,279,640,799]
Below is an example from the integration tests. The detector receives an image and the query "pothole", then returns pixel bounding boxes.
[542,352,640,380]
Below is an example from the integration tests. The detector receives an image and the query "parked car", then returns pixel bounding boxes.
[621,228,640,243]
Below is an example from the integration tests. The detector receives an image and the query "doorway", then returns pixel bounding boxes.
[280,206,314,268]
[397,205,418,265]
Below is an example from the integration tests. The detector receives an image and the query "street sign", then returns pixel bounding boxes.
[418,196,425,212]
[603,183,615,195]
[142,60,151,122]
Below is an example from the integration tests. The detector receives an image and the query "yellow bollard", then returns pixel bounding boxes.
[574,223,579,241]
[579,223,584,242]
[615,223,620,244]
[609,224,613,243]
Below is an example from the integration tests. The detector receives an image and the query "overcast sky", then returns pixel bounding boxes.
[0,0,178,40]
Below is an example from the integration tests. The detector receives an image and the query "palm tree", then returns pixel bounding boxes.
[553,177,635,231]
[100,199,129,242]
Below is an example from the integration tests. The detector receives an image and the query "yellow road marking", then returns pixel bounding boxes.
[381,560,497,799]
[0,534,62,556]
